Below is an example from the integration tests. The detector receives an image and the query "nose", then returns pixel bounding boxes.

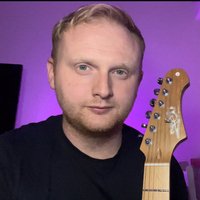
[92,73,113,99]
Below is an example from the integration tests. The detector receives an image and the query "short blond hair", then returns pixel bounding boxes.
[51,3,145,63]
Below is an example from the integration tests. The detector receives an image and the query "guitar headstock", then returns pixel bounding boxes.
[140,68,190,163]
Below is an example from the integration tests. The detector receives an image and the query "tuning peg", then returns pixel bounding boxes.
[149,125,156,132]
[154,88,160,96]
[145,138,152,145]
[154,113,160,119]
[166,77,173,84]
[150,98,156,107]
[145,111,152,119]
[157,77,163,85]
[162,88,168,96]
[141,123,148,128]
[158,100,164,107]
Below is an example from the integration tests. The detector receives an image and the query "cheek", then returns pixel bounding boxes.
[56,74,91,102]
[114,79,140,107]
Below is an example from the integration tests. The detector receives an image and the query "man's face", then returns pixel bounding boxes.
[47,19,143,136]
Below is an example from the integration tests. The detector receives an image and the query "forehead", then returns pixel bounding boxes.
[58,19,142,66]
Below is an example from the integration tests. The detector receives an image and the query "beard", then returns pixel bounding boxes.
[55,86,135,139]
[61,103,130,139]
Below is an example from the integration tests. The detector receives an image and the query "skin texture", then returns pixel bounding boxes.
[47,19,143,159]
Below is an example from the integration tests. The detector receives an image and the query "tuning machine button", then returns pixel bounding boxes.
[154,113,160,119]
[157,77,163,85]
[162,89,168,96]
[150,98,156,107]
[145,111,152,119]
[166,77,173,84]
[145,138,152,145]
[141,123,148,128]
[158,100,164,107]
[154,88,160,96]
[149,125,156,132]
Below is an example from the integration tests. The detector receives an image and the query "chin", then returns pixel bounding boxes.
[63,111,125,137]
[80,121,123,137]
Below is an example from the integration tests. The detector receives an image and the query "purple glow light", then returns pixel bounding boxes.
[0,2,199,164]
[196,2,200,20]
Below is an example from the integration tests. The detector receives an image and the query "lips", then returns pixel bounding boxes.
[87,106,113,115]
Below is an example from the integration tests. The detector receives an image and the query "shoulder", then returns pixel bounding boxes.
[0,115,63,196]
[122,124,143,141]
[170,156,189,199]
[0,115,62,137]
[122,124,144,150]
[0,115,62,154]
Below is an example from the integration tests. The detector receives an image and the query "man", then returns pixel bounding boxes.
[0,3,188,200]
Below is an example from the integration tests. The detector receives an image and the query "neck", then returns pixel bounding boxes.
[62,119,123,160]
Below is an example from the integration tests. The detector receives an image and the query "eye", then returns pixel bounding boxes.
[116,69,126,75]
[113,69,129,79]
[78,64,89,71]
[75,64,92,75]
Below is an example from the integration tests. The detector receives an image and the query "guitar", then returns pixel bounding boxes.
[140,68,190,199]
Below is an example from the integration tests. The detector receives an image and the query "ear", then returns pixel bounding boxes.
[47,57,55,89]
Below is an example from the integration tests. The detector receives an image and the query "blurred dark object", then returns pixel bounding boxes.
[0,63,23,134]
[191,158,200,200]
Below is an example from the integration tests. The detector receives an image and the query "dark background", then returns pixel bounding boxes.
[0,63,22,134]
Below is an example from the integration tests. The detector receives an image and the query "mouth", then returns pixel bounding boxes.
[87,106,113,115]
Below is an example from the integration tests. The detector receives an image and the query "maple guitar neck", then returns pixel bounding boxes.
[140,68,190,200]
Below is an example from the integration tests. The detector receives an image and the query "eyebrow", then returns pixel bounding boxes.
[71,58,132,70]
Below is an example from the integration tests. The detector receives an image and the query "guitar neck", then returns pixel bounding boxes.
[142,163,170,199]
[140,68,190,200]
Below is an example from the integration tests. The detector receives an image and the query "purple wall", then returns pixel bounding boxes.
[0,2,200,163]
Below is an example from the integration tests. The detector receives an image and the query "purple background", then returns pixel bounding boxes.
[0,2,200,164]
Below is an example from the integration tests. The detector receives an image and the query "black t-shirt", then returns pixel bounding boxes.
[0,115,188,200]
